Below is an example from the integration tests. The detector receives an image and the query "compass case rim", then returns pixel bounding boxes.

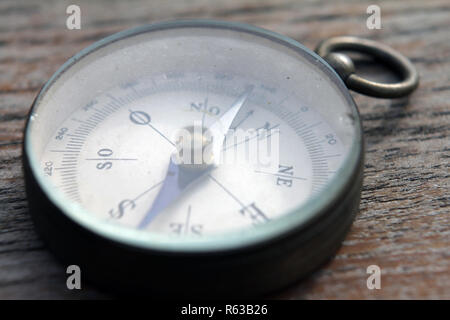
[23,19,363,253]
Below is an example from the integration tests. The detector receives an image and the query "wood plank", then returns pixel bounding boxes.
[0,0,448,299]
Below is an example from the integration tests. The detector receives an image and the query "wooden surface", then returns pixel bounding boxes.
[0,0,449,299]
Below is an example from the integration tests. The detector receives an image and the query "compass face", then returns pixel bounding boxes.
[25,22,361,248]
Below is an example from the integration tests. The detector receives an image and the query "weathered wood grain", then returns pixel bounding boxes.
[0,0,448,299]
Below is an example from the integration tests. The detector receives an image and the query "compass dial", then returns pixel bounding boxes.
[38,71,348,237]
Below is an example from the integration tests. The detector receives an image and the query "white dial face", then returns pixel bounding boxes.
[28,24,358,241]
[38,73,347,237]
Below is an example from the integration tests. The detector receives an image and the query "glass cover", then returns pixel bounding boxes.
[25,21,361,250]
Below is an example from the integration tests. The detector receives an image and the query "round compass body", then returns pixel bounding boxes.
[23,20,364,297]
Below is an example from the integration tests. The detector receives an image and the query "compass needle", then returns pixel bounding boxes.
[138,86,253,229]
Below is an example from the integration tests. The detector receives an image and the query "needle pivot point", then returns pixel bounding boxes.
[173,125,214,171]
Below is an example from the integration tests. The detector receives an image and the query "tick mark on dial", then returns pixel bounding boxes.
[222,124,280,151]
[254,170,307,180]
[129,109,175,147]
[208,174,246,209]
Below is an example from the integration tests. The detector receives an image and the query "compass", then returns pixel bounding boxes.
[23,20,417,297]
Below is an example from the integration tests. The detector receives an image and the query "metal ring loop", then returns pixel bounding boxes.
[315,36,419,98]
